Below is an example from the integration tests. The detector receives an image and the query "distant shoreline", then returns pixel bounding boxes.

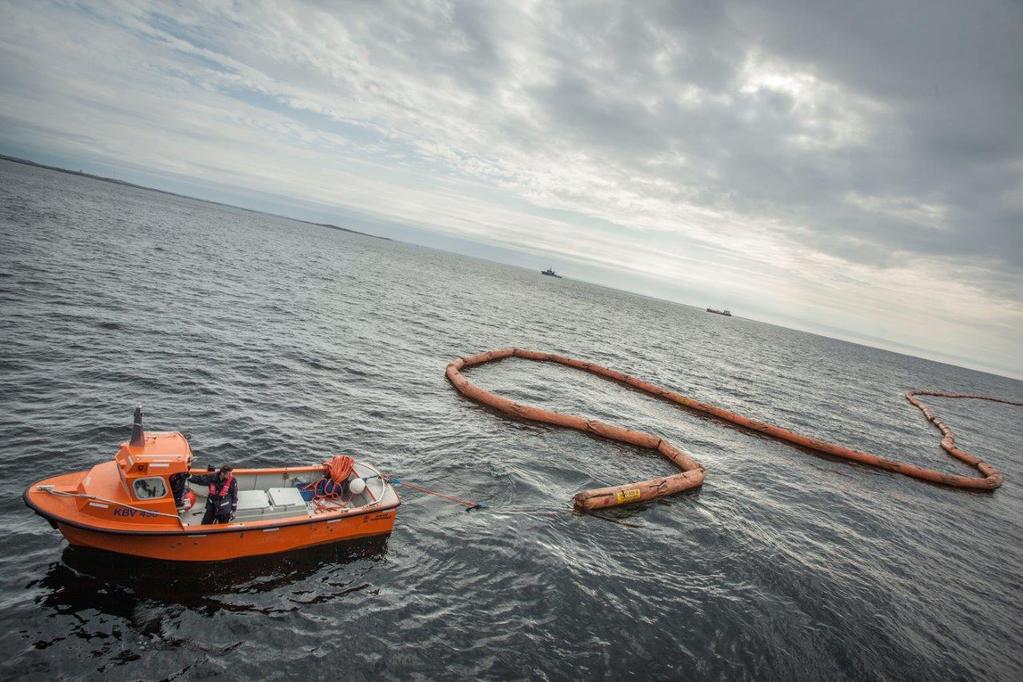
[2,154,1018,382]
[0,153,391,242]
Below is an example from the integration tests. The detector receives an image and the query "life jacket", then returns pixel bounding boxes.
[209,474,233,500]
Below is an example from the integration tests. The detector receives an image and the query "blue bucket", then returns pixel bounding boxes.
[295,481,315,502]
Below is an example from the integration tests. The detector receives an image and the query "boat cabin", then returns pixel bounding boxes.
[111,430,193,509]
[67,417,196,527]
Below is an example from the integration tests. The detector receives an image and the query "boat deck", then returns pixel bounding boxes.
[178,463,394,527]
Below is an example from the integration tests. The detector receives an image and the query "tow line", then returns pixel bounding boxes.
[386,477,484,512]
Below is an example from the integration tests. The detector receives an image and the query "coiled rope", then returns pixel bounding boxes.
[326,455,355,485]
[303,455,356,512]
[445,348,1020,511]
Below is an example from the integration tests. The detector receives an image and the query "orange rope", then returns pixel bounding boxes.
[396,480,482,510]
[326,455,355,485]
[305,455,356,513]
[446,348,1021,511]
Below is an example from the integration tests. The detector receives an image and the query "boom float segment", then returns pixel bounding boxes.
[445,348,1019,511]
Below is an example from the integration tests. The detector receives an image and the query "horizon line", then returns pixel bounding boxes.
[3,152,1020,385]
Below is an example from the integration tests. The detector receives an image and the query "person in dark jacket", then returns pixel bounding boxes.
[169,472,188,507]
[189,465,238,524]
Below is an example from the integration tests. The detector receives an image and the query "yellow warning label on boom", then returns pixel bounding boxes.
[614,488,642,504]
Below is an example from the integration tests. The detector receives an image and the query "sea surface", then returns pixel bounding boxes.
[1,158,1022,681]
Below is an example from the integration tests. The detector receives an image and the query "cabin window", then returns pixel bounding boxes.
[133,477,167,500]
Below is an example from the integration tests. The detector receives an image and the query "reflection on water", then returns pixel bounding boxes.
[35,538,389,617]
[3,159,1023,678]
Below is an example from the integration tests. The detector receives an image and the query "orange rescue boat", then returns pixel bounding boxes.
[24,408,400,561]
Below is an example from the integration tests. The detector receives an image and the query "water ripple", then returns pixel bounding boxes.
[1,159,1022,679]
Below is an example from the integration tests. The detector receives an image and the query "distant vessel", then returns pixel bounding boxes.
[706,307,732,316]
[541,268,562,278]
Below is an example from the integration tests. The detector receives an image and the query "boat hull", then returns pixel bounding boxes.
[25,465,400,562]
[53,508,397,561]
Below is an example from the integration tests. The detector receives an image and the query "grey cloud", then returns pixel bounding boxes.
[483,0,1023,273]
[1,0,1020,372]
[6,0,1018,274]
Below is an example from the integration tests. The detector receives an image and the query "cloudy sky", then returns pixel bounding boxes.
[1,1,1021,377]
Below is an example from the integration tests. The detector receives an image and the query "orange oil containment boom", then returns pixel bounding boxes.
[445,348,1021,511]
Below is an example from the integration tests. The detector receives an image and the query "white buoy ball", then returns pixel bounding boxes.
[349,477,366,495]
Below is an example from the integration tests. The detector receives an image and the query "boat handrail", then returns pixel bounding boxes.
[34,485,187,528]
[357,461,388,503]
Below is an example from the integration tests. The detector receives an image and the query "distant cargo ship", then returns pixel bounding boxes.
[706,307,732,316]
[541,268,563,278]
